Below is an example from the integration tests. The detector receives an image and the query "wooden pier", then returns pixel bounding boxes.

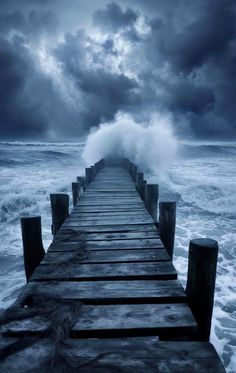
[0,158,225,372]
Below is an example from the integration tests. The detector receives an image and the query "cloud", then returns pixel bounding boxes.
[0,10,59,40]
[151,0,235,73]
[0,0,236,139]
[53,30,138,130]
[0,37,50,138]
[93,2,138,32]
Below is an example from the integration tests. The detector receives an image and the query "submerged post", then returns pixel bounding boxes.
[50,193,69,236]
[72,182,80,207]
[21,216,45,282]
[186,238,218,341]
[159,202,176,260]
[145,184,159,222]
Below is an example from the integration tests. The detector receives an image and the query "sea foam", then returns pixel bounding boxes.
[82,112,178,176]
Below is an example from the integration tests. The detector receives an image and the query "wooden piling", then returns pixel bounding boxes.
[136,172,144,195]
[21,216,45,282]
[91,165,96,178]
[50,193,69,236]
[85,167,93,184]
[140,179,146,201]
[186,238,218,341]
[132,165,138,181]
[72,182,80,207]
[145,184,159,222]
[159,202,176,260]
[77,176,86,192]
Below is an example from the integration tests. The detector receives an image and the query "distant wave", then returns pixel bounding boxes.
[179,143,236,158]
[0,141,85,147]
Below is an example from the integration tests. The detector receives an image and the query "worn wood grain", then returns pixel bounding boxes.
[31,261,177,281]
[54,230,160,242]
[61,222,158,232]
[0,338,225,372]
[42,249,170,264]
[25,280,187,304]
[1,304,196,338]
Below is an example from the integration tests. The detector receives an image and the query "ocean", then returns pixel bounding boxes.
[0,140,235,372]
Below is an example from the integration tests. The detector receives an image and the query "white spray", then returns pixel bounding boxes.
[82,112,178,178]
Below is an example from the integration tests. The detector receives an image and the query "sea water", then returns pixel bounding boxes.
[0,141,235,372]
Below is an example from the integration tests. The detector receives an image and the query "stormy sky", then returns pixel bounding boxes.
[0,0,235,139]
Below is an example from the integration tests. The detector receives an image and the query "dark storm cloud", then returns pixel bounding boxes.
[54,31,138,129]
[93,2,137,32]
[0,0,236,139]
[128,0,236,137]
[0,10,59,39]
[0,37,50,137]
[150,0,236,73]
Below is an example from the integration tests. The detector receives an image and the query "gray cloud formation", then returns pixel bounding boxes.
[0,0,236,139]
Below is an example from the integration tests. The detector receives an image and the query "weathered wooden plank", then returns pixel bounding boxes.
[0,338,226,372]
[82,190,138,193]
[1,304,196,338]
[81,196,140,199]
[70,212,152,220]
[25,280,187,304]
[61,222,158,232]
[31,262,177,281]
[55,227,159,240]
[55,230,159,242]
[65,218,154,226]
[42,249,170,264]
[88,187,136,191]
[72,303,196,338]
[73,206,145,212]
[49,238,164,251]
[77,201,144,206]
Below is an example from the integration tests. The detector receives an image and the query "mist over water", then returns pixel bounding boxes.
[0,139,235,372]
[82,112,178,176]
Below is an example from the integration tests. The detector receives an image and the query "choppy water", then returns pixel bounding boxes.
[0,141,235,372]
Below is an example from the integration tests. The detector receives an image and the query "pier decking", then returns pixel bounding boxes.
[0,159,225,372]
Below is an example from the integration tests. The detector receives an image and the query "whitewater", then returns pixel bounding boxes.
[0,140,235,372]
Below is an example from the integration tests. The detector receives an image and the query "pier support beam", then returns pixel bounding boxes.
[85,167,93,185]
[50,193,69,236]
[72,182,80,207]
[77,176,87,191]
[145,184,159,222]
[136,172,144,195]
[140,180,146,201]
[21,216,45,282]
[186,238,218,341]
[159,202,176,260]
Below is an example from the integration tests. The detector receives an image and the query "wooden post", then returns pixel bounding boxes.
[77,176,86,192]
[129,162,133,176]
[91,165,96,178]
[186,238,218,341]
[94,162,99,173]
[140,180,146,201]
[50,193,69,236]
[145,184,159,222]
[72,182,80,207]
[136,172,144,195]
[159,202,176,260]
[132,165,138,181]
[21,216,45,282]
[85,167,93,184]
